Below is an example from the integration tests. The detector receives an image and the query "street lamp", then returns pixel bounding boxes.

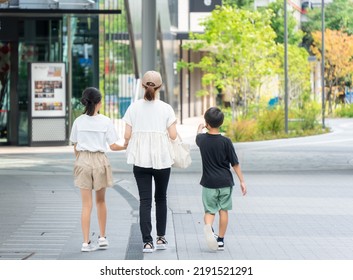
[321,0,325,129]
[284,0,289,134]
[309,0,326,129]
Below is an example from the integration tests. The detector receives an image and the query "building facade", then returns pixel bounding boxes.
[0,0,127,145]
[0,0,220,146]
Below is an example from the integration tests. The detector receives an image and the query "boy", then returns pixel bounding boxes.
[196,107,247,251]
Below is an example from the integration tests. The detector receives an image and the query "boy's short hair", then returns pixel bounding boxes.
[204,107,224,128]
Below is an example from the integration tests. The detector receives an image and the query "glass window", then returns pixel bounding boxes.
[63,16,99,122]
[0,42,10,144]
[17,19,63,145]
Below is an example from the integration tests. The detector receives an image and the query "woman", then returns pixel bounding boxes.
[123,71,177,253]
[70,87,126,252]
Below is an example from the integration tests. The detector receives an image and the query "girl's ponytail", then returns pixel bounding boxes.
[81,87,102,116]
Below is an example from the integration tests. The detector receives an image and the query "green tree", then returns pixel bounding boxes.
[223,0,254,9]
[302,0,353,50]
[311,29,353,113]
[266,0,304,45]
[179,6,278,118]
[277,44,311,106]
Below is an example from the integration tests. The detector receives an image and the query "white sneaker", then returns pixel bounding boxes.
[204,224,218,251]
[81,241,97,252]
[98,236,109,249]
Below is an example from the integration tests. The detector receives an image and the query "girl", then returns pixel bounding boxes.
[70,87,125,252]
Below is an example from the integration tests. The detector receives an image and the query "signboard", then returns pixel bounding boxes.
[189,0,222,12]
[31,62,66,117]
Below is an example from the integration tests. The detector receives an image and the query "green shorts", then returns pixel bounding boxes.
[202,186,233,214]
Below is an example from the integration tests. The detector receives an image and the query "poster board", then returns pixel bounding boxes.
[29,62,68,146]
[31,62,66,117]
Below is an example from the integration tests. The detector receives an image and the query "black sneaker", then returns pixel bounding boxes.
[217,237,224,251]
[156,236,168,250]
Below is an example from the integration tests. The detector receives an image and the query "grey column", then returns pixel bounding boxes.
[141,0,157,74]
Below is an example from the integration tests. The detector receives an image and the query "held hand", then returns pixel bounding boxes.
[110,143,126,151]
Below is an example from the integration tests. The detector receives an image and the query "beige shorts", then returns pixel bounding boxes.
[74,151,113,191]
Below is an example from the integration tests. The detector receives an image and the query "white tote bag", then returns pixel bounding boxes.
[170,134,192,168]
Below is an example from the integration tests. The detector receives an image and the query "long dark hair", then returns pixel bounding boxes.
[81,87,102,116]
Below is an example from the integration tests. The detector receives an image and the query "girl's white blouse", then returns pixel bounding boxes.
[70,114,118,152]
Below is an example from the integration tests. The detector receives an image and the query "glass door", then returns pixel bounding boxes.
[0,42,10,144]
[17,19,63,145]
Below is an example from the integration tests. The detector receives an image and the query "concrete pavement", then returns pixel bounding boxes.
[1,118,353,260]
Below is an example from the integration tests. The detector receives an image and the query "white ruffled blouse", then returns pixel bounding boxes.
[122,99,176,169]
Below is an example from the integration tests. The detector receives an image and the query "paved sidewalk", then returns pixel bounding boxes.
[0,116,204,261]
[1,118,353,261]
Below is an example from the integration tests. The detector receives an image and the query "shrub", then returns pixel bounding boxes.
[225,119,258,142]
[257,107,285,134]
[335,104,353,118]
[219,107,233,133]
[295,101,321,130]
[221,102,328,143]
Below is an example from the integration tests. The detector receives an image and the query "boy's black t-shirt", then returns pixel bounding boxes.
[196,133,239,189]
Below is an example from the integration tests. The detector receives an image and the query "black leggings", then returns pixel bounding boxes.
[133,165,171,243]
